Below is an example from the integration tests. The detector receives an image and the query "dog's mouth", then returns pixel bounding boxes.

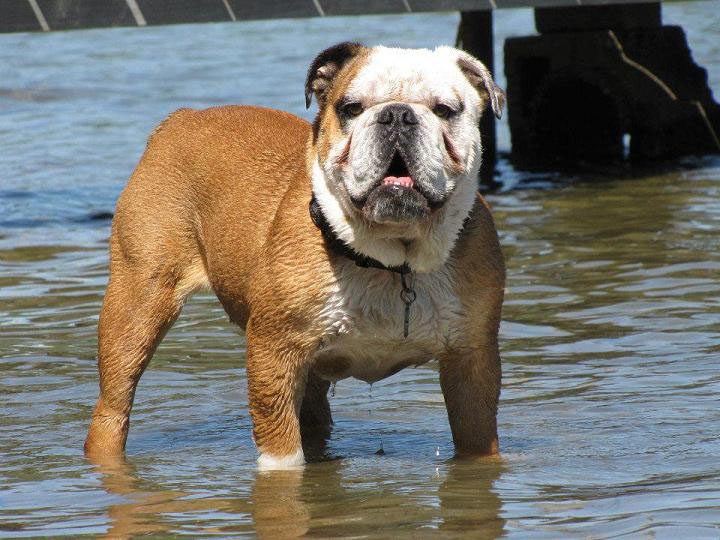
[382,151,415,190]
[377,150,443,210]
[357,149,433,224]
[348,146,445,224]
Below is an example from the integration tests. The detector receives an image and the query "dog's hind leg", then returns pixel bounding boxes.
[439,340,501,457]
[84,246,202,460]
[299,368,333,456]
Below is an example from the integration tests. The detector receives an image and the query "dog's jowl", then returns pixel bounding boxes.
[85,43,506,469]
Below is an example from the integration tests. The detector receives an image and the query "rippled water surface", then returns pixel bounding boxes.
[2,5,720,538]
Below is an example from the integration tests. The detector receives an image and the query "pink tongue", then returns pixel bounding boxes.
[382,176,414,188]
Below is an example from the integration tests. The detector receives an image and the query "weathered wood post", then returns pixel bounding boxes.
[457,10,497,187]
[504,2,720,169]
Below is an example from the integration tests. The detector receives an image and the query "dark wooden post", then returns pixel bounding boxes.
[457,10,497,187]
[504,1,720,168]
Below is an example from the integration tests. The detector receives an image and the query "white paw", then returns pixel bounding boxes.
[257,448,305,470]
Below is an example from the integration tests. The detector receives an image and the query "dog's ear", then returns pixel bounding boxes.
[447,49,505,120]
[305,42,365,109]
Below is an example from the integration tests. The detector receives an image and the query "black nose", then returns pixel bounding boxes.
[377,103,418,128]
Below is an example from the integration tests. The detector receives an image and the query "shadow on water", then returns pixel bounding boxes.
[488,153,720,193]
[89,454,506,539]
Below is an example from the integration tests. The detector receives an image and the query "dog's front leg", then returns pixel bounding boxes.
[245,321,314,470]
[439,341,501,457]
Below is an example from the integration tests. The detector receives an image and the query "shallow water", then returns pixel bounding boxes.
[2,6,720,538]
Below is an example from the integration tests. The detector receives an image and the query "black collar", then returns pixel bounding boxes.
[309,194,410,274]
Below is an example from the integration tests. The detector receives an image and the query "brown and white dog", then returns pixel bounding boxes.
[85,42,506,469]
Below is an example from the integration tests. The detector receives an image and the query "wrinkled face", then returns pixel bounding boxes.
[310,46,499,229]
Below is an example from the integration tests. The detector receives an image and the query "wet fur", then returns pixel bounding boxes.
[85,44,505,469]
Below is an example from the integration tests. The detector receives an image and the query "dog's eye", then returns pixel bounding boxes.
[433,104,455,119]
[341,102,364,117]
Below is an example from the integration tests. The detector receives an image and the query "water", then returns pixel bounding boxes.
[2,5,720,538]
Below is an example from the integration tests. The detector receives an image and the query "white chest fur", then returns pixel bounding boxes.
[314,260,464,383]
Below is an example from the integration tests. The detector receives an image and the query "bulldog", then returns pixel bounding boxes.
[85,42,506,469]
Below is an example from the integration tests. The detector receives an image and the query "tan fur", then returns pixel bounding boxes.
[311,48,371,164]
[86,58,505,465]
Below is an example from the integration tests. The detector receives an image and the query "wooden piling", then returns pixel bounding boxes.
[457,10,497,187]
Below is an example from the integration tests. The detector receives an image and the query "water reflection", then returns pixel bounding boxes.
[92,459,236,538]
[437,460,505,536]
[252,469,313,538]
[92,455,505,538]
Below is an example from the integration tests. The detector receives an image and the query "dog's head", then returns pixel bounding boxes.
[306,43,504,271]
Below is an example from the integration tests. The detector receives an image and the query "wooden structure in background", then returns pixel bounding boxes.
[2,0,719,183]
[0,0,671,33]
[505,3,720,170]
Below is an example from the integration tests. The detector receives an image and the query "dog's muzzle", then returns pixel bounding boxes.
[350,104,445,222]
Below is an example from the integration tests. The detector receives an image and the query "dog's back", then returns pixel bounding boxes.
[109,106,311,323]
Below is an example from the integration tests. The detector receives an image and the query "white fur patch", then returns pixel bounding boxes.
[314,260,464,383]
[312,45,486,273]
[257,448,305,470]
[348,46,482,110]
